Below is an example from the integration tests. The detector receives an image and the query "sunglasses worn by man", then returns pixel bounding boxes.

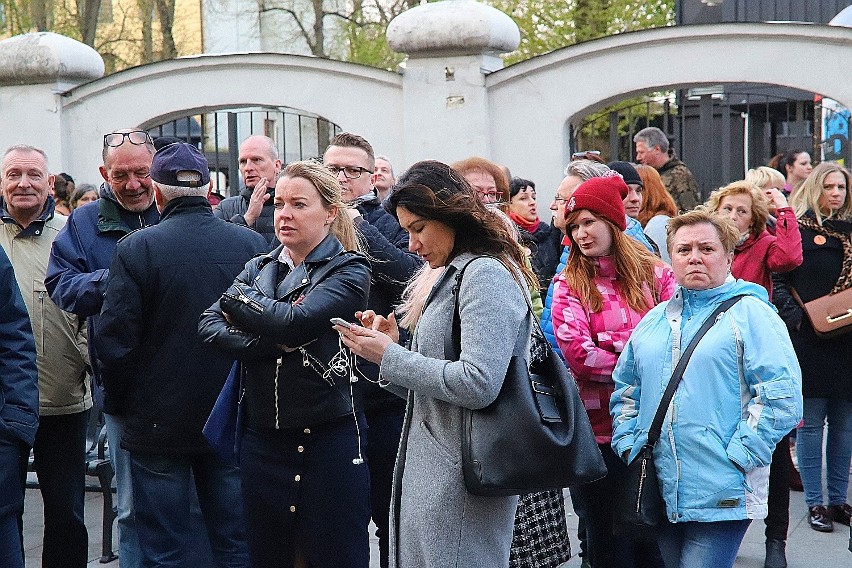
[104,130,153,148]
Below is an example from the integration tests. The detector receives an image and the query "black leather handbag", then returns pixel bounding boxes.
[615,295,745,535]
[447,257,607,497]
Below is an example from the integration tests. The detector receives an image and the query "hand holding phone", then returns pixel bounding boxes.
[330,317,353,329]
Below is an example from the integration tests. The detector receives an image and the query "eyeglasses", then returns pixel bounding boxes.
[103,130,153,148]
[571,150,601,160]
[476,189,500,202]
[553,195,571,204]
[328,165,372,180]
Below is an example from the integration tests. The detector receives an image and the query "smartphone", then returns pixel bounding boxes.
[330,317,353,329]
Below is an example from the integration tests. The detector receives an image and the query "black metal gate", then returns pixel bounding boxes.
[148,106,341,196]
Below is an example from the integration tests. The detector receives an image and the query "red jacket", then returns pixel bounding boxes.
[731,207,802,300]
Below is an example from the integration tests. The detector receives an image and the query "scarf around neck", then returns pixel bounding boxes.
[798,215,852,293]
[508,210,540,234]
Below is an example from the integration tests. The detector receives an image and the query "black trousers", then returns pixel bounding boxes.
[571,444,664,568]
[364,406,404,568]
[27,411,90,568]
[765,432,793,541]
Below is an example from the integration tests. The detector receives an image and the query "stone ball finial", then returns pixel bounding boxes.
[387,0,520,57]
[830,5,852,27]
[0,32,104,90]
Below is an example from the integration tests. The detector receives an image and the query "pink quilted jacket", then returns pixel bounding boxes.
[551,256,676,442]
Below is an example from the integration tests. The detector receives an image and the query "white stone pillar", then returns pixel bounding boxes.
[0,33,103,169]
[387,0,519,166]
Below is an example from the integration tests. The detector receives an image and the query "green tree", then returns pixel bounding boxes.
[485,0,673,65]
[340,0,422,70]
[340,1,673,70]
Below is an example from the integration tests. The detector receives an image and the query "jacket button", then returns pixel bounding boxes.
[289,505,296,513]
[297,446,304,453]
[294,475,301,482]
[301,278,308,284]
[303,428,311,434]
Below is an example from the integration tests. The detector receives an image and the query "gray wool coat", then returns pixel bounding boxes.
[379,253,532,568]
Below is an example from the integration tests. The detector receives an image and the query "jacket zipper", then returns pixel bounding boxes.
[38,291,46,355]
[636,456,647,513]
[223,290,264,313]
[274,356,282,429]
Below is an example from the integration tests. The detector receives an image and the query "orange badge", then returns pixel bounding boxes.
[814,235,827,245]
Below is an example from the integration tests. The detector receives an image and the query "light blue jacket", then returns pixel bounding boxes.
[610,278,802,522]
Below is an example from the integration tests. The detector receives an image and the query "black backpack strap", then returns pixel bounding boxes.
[646,294,746,447]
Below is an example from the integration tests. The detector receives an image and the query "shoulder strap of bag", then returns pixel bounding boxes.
[646,294,746,447]
[444,256,536,360]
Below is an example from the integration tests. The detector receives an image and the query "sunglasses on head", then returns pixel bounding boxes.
[103,130,153,148]
[571,150,601,160]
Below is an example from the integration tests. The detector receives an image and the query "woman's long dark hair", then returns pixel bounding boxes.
[387,160,535,285]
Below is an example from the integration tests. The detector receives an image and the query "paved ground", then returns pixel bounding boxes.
[22,474,851,567]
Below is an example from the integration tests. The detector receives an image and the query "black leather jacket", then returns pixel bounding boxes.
[198,234,371,430]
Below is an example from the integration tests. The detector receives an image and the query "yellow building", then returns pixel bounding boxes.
[0,0,203,73]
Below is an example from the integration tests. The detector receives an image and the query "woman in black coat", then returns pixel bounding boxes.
[507,177,561,294]
[776,162,852,534]
[199,161,371,568]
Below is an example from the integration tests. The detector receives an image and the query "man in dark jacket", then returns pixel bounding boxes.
[46,128,160,568]
[324,132,422,568]
[214,134,281,246]
[0,246,38,568]
[96,143,266,567]
[634,126,700,212]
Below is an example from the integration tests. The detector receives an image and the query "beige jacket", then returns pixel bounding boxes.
[0,211,91,416]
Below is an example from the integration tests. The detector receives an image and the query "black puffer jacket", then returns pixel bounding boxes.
[519,220,562,294]
[198,234,371,429]
[354,196,422,412]
[214,185,277,247]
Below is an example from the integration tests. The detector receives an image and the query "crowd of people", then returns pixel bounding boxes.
[0,123,848,568]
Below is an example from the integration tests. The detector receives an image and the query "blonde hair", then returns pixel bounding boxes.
[745,166,785,190]
[398,265,443,332]
[789,162,852,224]
[281,160,359,251]
[705,180,770,237]
[666,207,739,255]
[562,211,663,313]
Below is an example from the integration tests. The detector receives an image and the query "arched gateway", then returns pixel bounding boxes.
[1,0,851,197]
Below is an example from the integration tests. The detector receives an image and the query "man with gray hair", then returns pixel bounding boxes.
[215,134,281,246]
[96,143,266,567]
[47,128,160,568]
[0,144,91,568]
[633,126,700,212]
[372,155,396,201]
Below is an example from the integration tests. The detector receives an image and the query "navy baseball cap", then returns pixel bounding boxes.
[150,142,211,188]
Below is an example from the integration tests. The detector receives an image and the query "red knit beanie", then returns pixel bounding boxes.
[566,172,628,231]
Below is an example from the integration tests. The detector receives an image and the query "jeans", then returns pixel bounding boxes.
[797,397,852,507]
[571,444,664,568]
[364,407,404,568]
[104,412,141,568]
[30,411,89,568]
[130,452,249,568]
[657,519,751,568]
